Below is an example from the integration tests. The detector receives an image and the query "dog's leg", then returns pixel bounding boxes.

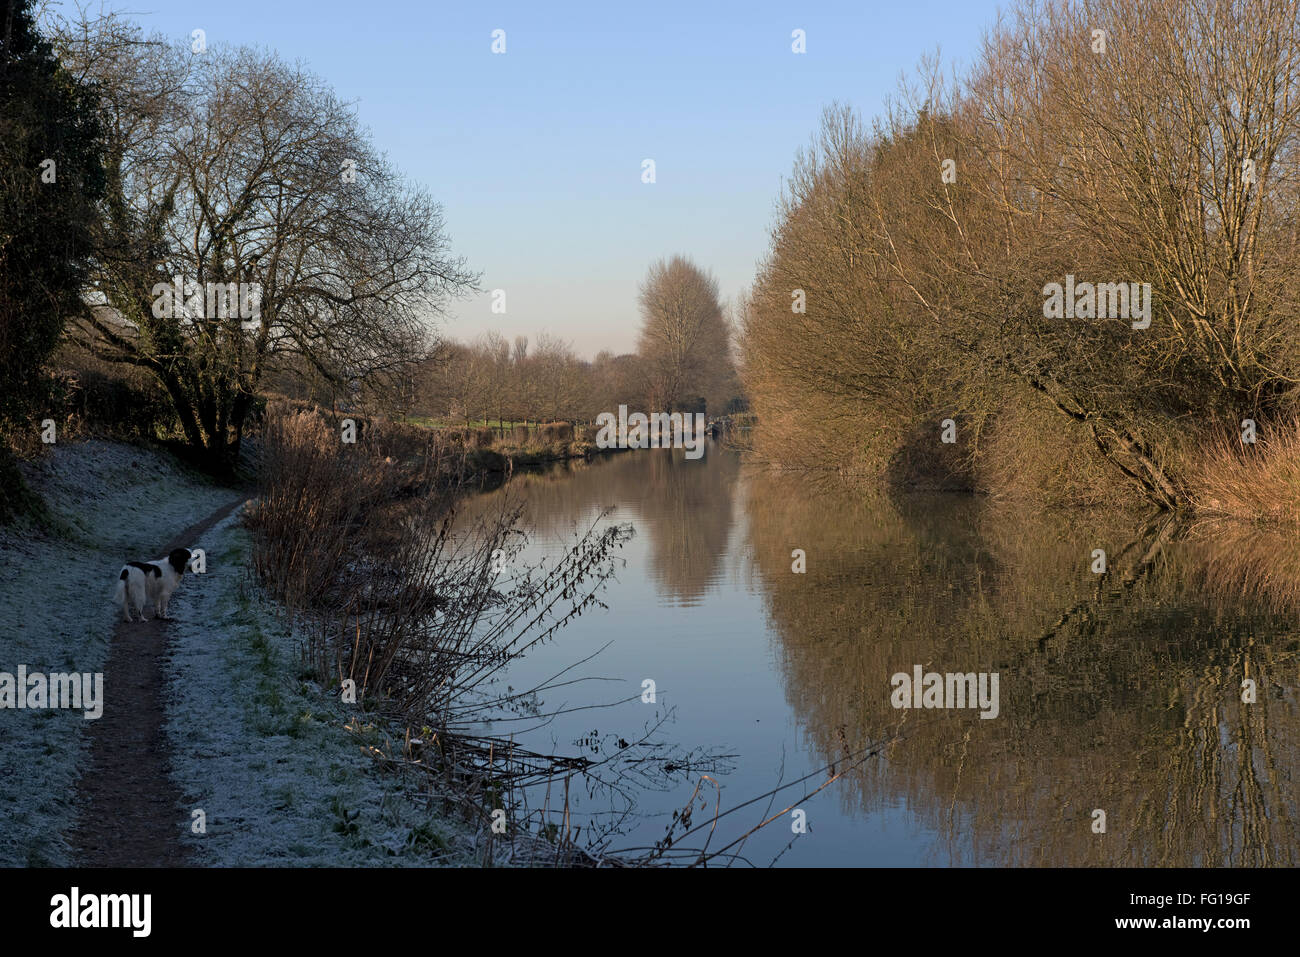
[115,574,133,622]
[156,578,177,620]
[132,579,149,620]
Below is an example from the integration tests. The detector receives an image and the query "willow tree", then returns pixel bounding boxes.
[52,12,476,468]
[942,0,1300,506]
[743,0,1300,508]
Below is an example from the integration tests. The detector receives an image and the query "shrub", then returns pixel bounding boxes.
[245,403,629,725]
[540,422,574,444]
[52,362,178,440]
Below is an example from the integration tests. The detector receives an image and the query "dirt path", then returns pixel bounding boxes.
[71,495,248,867]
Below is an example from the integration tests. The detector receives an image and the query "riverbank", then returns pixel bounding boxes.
[430,425,631,477]
[243,406,631,864]
[0,437,532,866]
[0,440,234,864]
[262,399,632,484]
[462,439,624,477]
[163,507,488,865]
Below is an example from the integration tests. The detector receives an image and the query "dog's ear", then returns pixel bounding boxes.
[168,548,192,574]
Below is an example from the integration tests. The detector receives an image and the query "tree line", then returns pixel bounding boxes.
[0,1,741,499]
[403,256,743,429]
[740,0,1300,513]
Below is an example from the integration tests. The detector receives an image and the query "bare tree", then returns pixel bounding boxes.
[51,11,476,467]
[636,255,731,414]
[742,0,1300,507]
[530,331,580,421]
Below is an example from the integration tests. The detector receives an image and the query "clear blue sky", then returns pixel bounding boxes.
[126,0,1007,357]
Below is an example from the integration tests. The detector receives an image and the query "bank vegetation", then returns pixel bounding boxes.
[740,0,1300,521]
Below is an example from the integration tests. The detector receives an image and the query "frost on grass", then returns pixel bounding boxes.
[0,440,236,866]
[0,439,489,867]
[164,513,480,866]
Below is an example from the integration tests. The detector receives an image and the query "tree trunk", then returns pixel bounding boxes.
[1025,374,1186,510]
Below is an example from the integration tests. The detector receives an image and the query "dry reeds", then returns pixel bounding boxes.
[540,422,574,444]
[246,401,627,727]
[1185,419,1300,524]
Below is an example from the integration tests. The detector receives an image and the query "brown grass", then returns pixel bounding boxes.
[1185,419,1300,524]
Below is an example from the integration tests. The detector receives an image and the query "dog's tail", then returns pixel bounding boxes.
[114,567,127,609]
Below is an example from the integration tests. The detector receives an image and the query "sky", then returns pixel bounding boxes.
[122,0,1009,358]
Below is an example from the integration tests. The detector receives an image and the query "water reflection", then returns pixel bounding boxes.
[744,471,1300,866]
[460,447,739,607]
[463,447,1300,866]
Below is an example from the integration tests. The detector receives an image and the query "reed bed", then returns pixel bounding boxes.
[1185,419,1300,525]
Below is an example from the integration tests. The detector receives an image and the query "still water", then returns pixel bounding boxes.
[458,442,1299,866]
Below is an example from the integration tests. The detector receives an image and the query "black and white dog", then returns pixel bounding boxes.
[114,548,192,622]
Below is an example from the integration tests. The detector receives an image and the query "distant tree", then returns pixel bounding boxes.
[444,342,488,425]
[530,331,580,421]
[636,255,732,414]
[586,350,647,420]
[479,331,512,430]
[428,333,645,428]
[508,335,536,423]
